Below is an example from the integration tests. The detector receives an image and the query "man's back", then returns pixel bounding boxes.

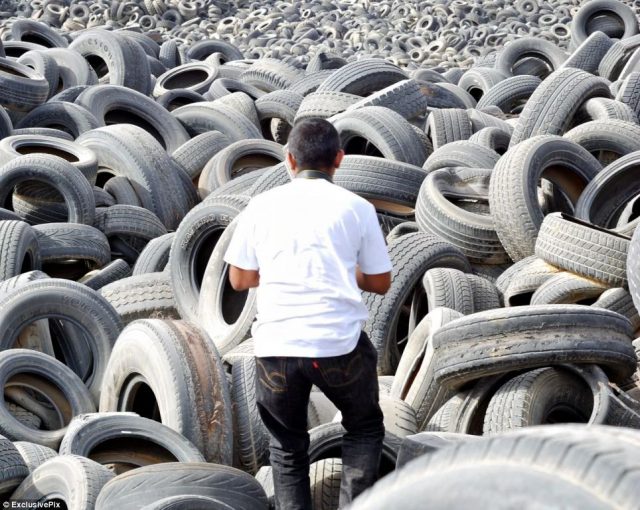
[226,177,390,357]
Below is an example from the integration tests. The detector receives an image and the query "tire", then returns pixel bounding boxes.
[198,139,283,196]
[208,78,266,101]
[432,305,636,388]
[616,72,640,117]
[79,259,132,291]
[168,195,248,326]
[103,176,142,207]
[0,153,95,223]
[288,70,336,96]
[627,224,640,316]
[391,308,464,428]
[416,167,508,264]
[0,436,29,495]
[415,81,474,110]
[13,442,57,473]
[364,233,470,375]
[0,134,98,185]
[308,422,400,477]
[186,40,243,63]
[59,412,205,471]
[571,0,639,47]
[172,102,263,142]
[334,156,427,215]
[7,402,41,431]
[140,495,234,509]
[502,257,560,307]
[94,205,168,264]
[100,272,179,325]
[424,374,508,435]
[426,109,472,151]
[561,31,614,74]
[11,455,114,508]
[530,271,608,305]
[476,75,541,114]
[593,288,640,333]
[458,68,506,102]
[246,164,289,197]
[197,217,257,355]
[509,68,611,147]
[577,97,638,124]
[0,220,41,281]
[345,79,428,120]
[535,213,629,286]
[482,365,609,434]
[489,135,601,261]
[171,131,231,181]
[347,425,640,510]
[95,463,268,510]
[316,59,407,96]
[396,432,479,469]
[0,278,121,400]
[230,356,269,474]
[310,458,341,510]
[468,127,511,155]
[154,62,219,97]
[10,20,67,49]
[99,320,233,465]
[294,91,361,122]
[44,48,97,90]
[240,58,304,93]
[213,92,261,130]
[386,221,419,244]
[69,29,151,95]
[494,37,567,77]
[564,119,640,164]
[422,269,474,315]
[156,89,206,111]
[576,150,640,228]
[422,141,500,173]
[0,349,95,448]
[332,106,429,167]
[467,274,501,312]
[378,396,418,438]
[75,84,190,153]
[33,223,110,269]
[255,89,302,137]
[17,50,59,99]
[132,233,174,276]
[0,57,49,112]
[16,101,100,138]
[77,125,189,230]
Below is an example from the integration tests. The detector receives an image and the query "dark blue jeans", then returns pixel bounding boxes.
[256,331,384,510]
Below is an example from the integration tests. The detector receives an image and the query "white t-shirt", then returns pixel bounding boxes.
[223,177,392,358]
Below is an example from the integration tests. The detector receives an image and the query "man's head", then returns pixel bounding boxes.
[286,118,344,175]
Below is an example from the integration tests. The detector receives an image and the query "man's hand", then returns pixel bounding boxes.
[356,267,391,295]
[229,265,260,291]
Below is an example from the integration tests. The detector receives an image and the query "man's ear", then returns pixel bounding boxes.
[334,149,345,169]
[286,152,297,172]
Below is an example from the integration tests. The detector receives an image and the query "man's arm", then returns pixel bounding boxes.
[229,266,260,291]
[356,267,391,295]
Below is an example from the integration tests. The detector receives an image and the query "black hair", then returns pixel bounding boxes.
[287,118,341,171]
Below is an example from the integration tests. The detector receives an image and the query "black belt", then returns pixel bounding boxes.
[295,169,333,183]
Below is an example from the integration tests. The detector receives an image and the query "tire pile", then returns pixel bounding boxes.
[0,0,640,508]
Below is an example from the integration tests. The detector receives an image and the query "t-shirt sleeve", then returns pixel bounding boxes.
[223,209,259,270]
[358,204,393,275]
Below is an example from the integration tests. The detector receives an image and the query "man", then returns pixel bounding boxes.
[224,118,392,510]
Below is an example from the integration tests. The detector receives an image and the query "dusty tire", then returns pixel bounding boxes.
[99,320,233,465]
[432,305,636,388]
[95,463,268,510]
